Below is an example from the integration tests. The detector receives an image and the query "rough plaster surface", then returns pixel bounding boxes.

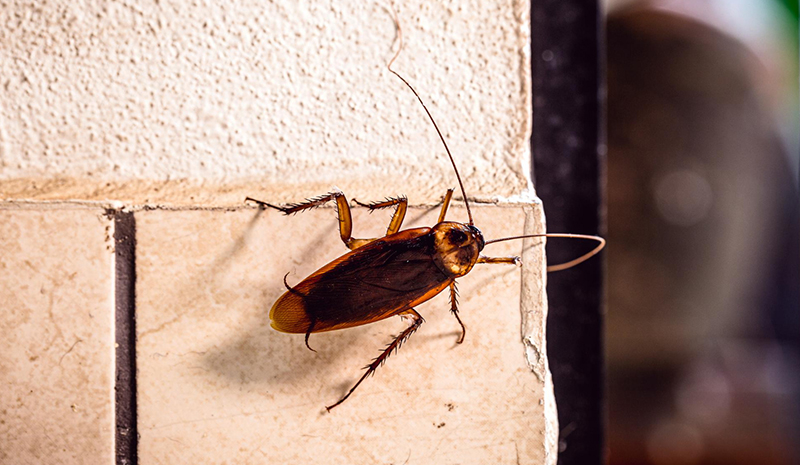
[0,207,115,464]
[0,0,531,206]
[135,204,555,464]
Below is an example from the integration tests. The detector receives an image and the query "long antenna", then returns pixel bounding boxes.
[386,5,474,225]
[485,233,606,272]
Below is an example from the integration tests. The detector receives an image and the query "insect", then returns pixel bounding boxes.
[246,9,604,411]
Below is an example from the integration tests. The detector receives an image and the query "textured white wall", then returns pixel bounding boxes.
[0,0,532,206]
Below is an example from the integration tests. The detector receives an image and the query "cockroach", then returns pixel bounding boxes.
[246,9,605,411]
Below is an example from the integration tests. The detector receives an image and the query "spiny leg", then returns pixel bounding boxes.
[246,191,376,250]
[447,282,467,344]
[448,258,519,346]
[353,195,408,236]
[245,191,348,216]
[437,189,454,224]
[326,309,424,411]
[477,255,521,265]
[243,196,283,211]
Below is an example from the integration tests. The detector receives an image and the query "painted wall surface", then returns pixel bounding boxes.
[1,0,532,206]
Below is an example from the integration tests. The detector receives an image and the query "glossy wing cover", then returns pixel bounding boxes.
[270,228,453,333]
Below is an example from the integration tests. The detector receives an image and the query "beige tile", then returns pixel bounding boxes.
[0,207,115,464]
[136,203,554,464]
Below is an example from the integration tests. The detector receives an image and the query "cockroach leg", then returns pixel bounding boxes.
[353,196,408,236]
[477,255,521,265]
[326,309,424,411]
[247,191,385,251]
[246,191,346,215]
[437,189,454,224]
[244,197,283,211]
[449,282,466,344]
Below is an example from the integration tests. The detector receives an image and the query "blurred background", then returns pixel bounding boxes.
[604,1,799,464]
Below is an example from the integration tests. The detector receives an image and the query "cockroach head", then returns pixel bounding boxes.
[432,223,484,277]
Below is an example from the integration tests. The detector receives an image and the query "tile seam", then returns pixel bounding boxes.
[112,210,138,465]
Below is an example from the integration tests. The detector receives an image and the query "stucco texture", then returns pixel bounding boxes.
[0,0,532,206]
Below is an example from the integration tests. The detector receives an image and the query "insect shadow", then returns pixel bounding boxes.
[200,208,404,389]
[138,209,266,343]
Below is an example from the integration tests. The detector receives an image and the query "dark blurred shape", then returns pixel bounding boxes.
[532,0,604,463]
[607,6,799,465]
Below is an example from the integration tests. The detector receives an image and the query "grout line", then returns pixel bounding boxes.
[0,200,537,211]
[113,210,138,465]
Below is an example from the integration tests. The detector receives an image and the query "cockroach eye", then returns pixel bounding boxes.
[449,229,467,245]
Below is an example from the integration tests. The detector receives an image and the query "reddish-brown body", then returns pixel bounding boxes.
[271,222,484,335]
[271,228,448,333]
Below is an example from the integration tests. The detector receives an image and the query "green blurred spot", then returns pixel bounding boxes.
[776,0,798,21]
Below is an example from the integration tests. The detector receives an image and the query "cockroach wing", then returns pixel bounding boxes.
[270,227,453,333]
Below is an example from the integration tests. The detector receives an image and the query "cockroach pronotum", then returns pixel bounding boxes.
[246,8,605,411]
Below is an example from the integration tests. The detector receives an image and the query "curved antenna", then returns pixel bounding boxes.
[484,233,606,272]
[385,5,474,225]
